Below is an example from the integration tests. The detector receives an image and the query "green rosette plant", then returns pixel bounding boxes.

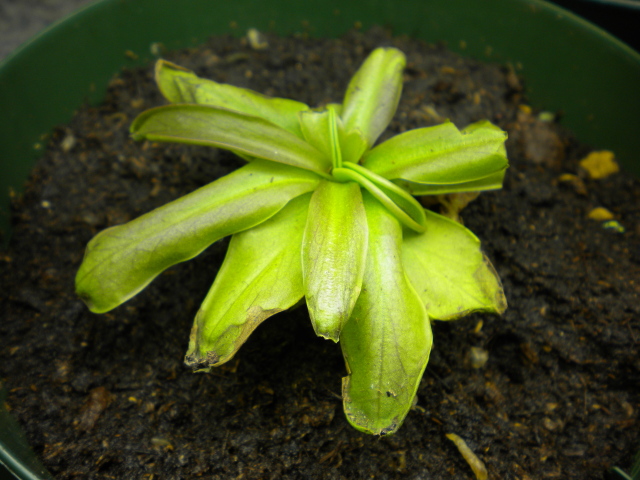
[76,47,508,435]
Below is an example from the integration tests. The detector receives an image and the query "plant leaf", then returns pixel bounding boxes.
[461,119,508,156]
[341,47,406,148]
[298,108,368,166]
[396,120,507,195]
[302,180,368,341]
[155,59,309,137]
[340,193,432,435]
[185,194,310,369]
[339,127,368,164]
[75,160,320,313]
[342,161,427,232]
[395,168,507,196]
[298,109,333,161]
[154,60,198,103]
[402,209,507,320]
[130,104,332,175]
[362,120,508,185]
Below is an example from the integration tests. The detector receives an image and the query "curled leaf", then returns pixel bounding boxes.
[332,166,426,233]
[343,161,427,231]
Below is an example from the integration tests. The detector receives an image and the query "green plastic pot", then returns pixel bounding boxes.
[0,0,639,478]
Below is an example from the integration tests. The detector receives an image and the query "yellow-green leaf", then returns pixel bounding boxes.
[298,108,368,166]
[341,47,406,148]
[341,161,427,233]
[155,59,309,137]
[396,168,507,196]
[402,209,507,320]
[130,104,332,175]
[298,109,333,161]
[340,193,432,435]
[363,120,508,185]
[302,181,368,341]
[338,127,368,165]
[154,60,198,103]
[185,194,311,369]
[75,161,319,313]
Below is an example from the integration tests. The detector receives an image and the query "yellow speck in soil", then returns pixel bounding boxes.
[468,347,489,369]
[130,98,144,109]
[579,150,619,179]
[518,104,532,115]
[538,111,555,122]
[151,437,174,450]
[247,28,269,50]
[602,220,625,233]
[588,207,614,221]
[557,173,587,195]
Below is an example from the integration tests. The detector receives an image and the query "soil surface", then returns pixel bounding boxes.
[1,28,639,480]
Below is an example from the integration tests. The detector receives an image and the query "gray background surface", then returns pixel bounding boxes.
[0,0,95,61]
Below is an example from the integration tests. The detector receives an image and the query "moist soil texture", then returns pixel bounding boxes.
[1,28,639,480]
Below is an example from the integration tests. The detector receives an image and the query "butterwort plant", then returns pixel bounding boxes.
[76,47,508,435]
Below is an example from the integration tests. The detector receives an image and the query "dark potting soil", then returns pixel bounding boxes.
[1,27,639,480]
